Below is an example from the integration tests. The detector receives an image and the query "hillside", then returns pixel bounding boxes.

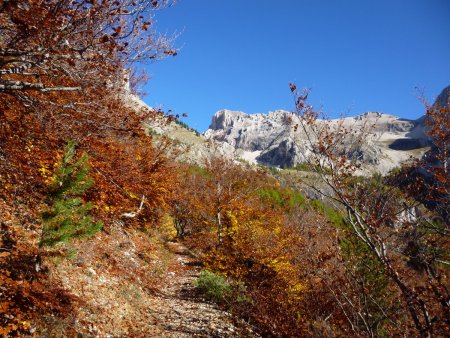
[1,2,448,337]
[144,116,235,165]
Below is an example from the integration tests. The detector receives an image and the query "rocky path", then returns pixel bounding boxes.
[146,241,258,337]
[48,229,259,337]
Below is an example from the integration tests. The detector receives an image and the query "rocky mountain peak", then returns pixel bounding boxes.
[204,108,430,174]
[208,109,248,130]
[433,85,450,108]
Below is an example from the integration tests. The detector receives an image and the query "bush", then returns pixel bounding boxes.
[40,141,102,247]
[257,187,306,209]
[257,187,284,206]
[195,270,231,303]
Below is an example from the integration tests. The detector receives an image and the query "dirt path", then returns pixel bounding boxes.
[146,241,258,337]
[47,228,259,337]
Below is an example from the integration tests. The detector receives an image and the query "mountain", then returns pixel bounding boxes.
[204,109,430,174]
[144,115,237,165]
[133,85,449,175]
[433,85,450,108]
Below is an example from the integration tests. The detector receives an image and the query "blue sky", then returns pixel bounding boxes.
[140,0,450,132]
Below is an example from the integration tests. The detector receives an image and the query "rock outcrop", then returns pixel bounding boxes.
[205,109,430,174]
[433,85,450,108]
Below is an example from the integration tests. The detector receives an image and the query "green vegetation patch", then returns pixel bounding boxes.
[40,141,102,247]
[256,187,306,209]
[195,270,232,303]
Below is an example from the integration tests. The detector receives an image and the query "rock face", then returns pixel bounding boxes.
[433,85,450,108]
[204,109,430,174]
[125,83,448,174]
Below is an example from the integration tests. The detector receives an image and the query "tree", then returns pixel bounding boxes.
[288,83,449,336]
[40,140,102,247]
[0,0,179,227]
[422,96,449,221]
[172,159,340,336]
[0,0,175,98]
[0,2,179,335]
[0,0,177,153]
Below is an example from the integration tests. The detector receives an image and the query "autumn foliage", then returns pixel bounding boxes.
[286,84,449,336]
[170,158,347,335]
[166,90,449,336]
[1,1,178,335]
[1,1,448,336]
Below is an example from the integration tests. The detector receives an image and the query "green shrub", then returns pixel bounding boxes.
[310,199,344,227]
[195,270,231,303]
[174,119,201,136]
[188,165,209,177]
[257,187,284,206]
[287,189,306,208]
[40,141,102,247]
[257,187,306,209]
[291,162,332,174]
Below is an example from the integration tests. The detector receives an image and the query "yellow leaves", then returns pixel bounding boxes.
[288,283,306,303]
[24,140,34,152]
[37,166,52,184]
[37,156,61,185]
[159,213,177,238]
[289,283,305,294]
[225,211,239,237]
[267,256,291,274]
[266,255,306,303]
[273,225,281,236]
[20,320,31,328]
[127,191,138,199]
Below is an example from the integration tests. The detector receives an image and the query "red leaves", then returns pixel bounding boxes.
[289,82,296,93]
[163,49,177,56]
[142,21,152,31]
[111,26,122,37]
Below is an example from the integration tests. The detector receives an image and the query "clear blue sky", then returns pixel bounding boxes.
[140,0,450,132]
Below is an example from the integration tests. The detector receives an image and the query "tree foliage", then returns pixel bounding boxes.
[1,1,448,336]
[288,83,449,336]
[40,141,102,247]
[0,0,175,98]
[171,158,354,336]
[0,2,179,335]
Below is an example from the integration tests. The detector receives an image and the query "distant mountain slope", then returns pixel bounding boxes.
[433,85,450,108]
[128,85,448,174]
[204,109,430,174]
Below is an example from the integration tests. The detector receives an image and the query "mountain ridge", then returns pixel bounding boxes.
[204,109,430,174]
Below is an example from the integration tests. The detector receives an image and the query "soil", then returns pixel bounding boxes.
[38,227,258,337]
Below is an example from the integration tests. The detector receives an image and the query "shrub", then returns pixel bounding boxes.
[257,187,284,206]
[257,187,306,209]
[195,270,231,303]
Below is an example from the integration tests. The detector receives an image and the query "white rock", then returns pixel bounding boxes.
[205,109,430,174]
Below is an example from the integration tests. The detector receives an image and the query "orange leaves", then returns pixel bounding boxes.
[172,160,338,335]
[85,130,178,229]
